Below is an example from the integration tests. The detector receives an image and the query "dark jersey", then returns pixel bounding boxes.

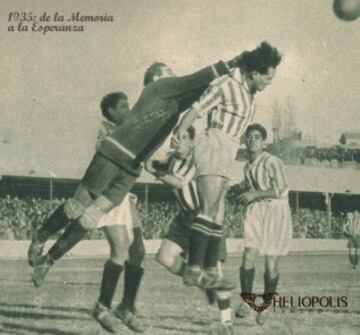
[97,61,230,174]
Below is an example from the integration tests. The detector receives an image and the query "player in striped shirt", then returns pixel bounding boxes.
[343,211,360,269]
[145,127,234,335]
[175,42,282,290]
[234,123,292,325]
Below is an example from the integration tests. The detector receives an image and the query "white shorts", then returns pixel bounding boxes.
[194,128,238,180]
[97,193,140,244]
[243,199,292,256]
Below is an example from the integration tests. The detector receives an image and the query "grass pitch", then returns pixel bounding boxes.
[0,254,359,334]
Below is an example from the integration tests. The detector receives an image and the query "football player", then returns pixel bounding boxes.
[146,127,233,334]
[234,123,292,325]
[174,42,282,290]
[28,51,244,292]
[343,211,360,269]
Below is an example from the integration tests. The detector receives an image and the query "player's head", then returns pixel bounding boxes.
[143,62,175,86]
[245,123,267,153]
[236,41,282,93]
[100,92,130,125]
[173,126,196,158]
[333,0,360,21]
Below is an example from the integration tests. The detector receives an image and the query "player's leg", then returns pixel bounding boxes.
[236,247,258,318]
[354,247,359,268]
[157,239,186,276]
[214,248,233,331]
[28,202,74,267]
[352,236,360,268]
[255,255,281,325]
[32,155,136,287]
[157,211,191,276]
[114,197,146,333]
[203,181,228,275]
[347,239,355,268]
[185,175,233,289]
[94,225,128,333]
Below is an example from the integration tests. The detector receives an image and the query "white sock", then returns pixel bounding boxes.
[220,308,232,323]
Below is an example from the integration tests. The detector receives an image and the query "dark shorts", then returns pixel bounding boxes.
[348,235,360,249]
[79,153,138,206]
[164,210,227,262]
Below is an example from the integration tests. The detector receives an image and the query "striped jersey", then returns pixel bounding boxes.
[191,68,256,139]
[344,213,360,236]
[158,153,199,213]
[244,151,289,198]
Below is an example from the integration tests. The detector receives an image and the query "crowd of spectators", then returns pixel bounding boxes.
[236,146,360,168]
[0,196,353,241]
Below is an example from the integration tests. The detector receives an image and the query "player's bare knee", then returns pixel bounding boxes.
[110,247,128,265]
[156,249,175,269]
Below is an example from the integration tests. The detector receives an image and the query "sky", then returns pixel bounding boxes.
[0,0,359,178]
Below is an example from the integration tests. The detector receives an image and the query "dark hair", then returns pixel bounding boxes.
[333,0,359,21]
[143,62,167,86]
[100,92,127,120]
[236,41,282,75]
[245,123,267,140]
[173,125,196,140]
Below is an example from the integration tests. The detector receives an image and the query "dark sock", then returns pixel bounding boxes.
[216,290,232,310]
[239,266,255,295]
[98,260,123,308]
[36,204,70,243]
[204,231,222,269]
[188,217,217,267]
[205,289,216,305]
[121,261,144,311]
[48,220,88,261]
[264,270,279,294]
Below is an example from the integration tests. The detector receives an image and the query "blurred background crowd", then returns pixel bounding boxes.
[0,196,351,241]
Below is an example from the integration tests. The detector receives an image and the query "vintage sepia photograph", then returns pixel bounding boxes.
[0,0,359,334]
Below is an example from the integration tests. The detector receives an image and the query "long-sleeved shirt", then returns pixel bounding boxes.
[244,151,289,198]
[191,68,256,140]
[97,61,231,175]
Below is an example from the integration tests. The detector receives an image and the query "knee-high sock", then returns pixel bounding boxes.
[203,230,223,270]
[99,260,123,308]
[121,261,144,312]
[47,220,88,261]
[188,216,219,268]
[264,270,279,294]
[240,266,255,295]
[36,204,70,243]
[216,290,232,324]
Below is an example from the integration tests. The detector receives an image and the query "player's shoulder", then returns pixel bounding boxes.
[263,152,284,167]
